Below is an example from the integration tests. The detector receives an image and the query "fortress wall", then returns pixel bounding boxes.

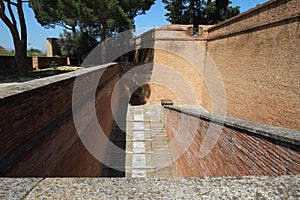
[134,1,299,130]
[204,0,300,129]
[146,26,208,105]
[0,63,123,176]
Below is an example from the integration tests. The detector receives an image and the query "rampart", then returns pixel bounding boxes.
[205,0,300,130]
[0,0,299,198]
[137,0,300,130]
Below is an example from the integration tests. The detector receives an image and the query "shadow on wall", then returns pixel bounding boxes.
[116,29,155,106]
[101,30,156,174]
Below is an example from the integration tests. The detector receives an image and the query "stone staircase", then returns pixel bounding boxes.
[103,104,174,178]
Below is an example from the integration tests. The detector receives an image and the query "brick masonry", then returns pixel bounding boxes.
[164,107,300,177]
[0,56,69,73]
[134,0,299,130]
[0,63,128,176]
[205,0,300,130]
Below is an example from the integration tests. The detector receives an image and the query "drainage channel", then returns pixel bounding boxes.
[102,104,174,178]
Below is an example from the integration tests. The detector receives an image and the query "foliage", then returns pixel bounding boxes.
[0,46,45,56]
[27,48,45,56]
[57,27,98,62]
[30,0,155,41]
[163,0,240,27]
[29,0,82,32]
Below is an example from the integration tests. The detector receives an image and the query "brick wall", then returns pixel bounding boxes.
[204,0,300,130]
[136,0,299,130]
[0,63,127,176]
[0,56,69,73]
[0,57,33,73]
[164,107,300,177]
[35,56,69,69]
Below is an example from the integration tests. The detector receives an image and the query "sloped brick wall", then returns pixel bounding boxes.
[164,107,300,177]
[0,63,125,176]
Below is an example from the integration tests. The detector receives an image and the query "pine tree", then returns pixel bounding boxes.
[163,0,240,28]
[30,0,155,41]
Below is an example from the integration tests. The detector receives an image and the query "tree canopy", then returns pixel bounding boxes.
[30,0,155,41]
[57,27,98,64]
[163,0,240,28]
[30,0,155,61]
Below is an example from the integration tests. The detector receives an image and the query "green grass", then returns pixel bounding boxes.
[0,46,46,57]
[0,52,46,57]
[0,51,15,56]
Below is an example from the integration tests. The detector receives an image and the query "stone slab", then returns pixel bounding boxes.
[1,176,298,199]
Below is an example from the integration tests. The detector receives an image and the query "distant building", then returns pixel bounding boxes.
[46,38,61,57]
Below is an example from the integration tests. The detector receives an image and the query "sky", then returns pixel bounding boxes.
[0,0,268,51]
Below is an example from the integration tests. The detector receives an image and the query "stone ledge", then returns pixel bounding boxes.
[0,63,116,100]
[0,176,299,199]
[164,105,300,147]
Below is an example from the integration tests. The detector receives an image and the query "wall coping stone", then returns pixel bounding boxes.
[0,63,117,100]
[207,0,297,32]
[0,176,299,199]
[164,105,300,147]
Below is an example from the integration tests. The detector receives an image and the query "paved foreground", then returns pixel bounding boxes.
[1,176,299,199]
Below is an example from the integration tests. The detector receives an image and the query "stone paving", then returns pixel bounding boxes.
[103,104,174,178]
[1,176,300,199]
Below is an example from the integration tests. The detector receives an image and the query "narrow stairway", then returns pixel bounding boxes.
[103,104,174,178]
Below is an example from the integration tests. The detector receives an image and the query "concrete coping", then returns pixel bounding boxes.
[0,176,299,199]
[164,105,300,147]
[0,63,117,100]
[206,0,288,32]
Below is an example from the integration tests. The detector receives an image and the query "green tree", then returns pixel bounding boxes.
[0,0,29,76]
[57,27,98,64]
[120,0,155,25]
[163,0,240,28]
[27,48,45,56]
[30,0,155,41]
[30,0,82,33]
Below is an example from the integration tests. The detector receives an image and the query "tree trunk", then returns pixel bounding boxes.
[101,24,107,42]
[14,40,27,76]
[0,0,28,77]
[189,0,195,29]
[17,0,27,76]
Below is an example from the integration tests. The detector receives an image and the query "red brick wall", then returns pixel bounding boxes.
[0,57,33,73]
[36,57,69,69]
[141,0,299,130]
[164,108,300,177]
[0,64,124,176]
[0,56,69,73]
[204,0,300,130]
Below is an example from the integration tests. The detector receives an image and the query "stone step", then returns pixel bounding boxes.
[106,104,175,178]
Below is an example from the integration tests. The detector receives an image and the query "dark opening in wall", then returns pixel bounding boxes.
[130,84,151,106]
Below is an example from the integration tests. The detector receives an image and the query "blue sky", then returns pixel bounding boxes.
[0,0,268,51]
